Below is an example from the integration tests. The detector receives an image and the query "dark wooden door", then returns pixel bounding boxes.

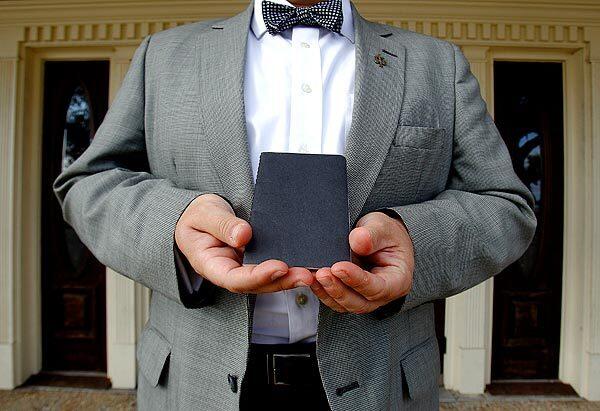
[491,61,564,379]
[41,61,109,372]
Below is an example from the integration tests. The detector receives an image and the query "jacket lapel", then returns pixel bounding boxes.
[196,2,255,220]
[345,4,407,226]
[318,6,407,349]
[195,1,406,226]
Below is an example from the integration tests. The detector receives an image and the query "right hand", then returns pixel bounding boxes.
[175,193,314,294]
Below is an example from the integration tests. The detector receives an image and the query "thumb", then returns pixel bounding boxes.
[350,212,397,255]
[187,194,252,248]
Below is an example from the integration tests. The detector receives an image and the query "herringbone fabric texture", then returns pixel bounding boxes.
[53,1,536,410]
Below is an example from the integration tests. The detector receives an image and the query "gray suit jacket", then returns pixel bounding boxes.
[53,1,537,410]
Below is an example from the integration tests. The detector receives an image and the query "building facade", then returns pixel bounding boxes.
[0,0,599,401]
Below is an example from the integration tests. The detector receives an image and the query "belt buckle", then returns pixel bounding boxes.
[269,353,311,386]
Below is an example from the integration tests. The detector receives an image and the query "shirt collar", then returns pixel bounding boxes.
[251,0,355,43]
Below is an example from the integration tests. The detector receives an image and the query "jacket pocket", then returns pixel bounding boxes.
[393,125,447,150]
[137,325,172,387]
[400,337,439,401]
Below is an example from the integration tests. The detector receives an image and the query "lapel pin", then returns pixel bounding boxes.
[374,53,387,68]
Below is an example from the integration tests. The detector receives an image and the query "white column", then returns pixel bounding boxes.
[106,46,151,389]
[106,268,136,388]
[443,45,494,394]
[0,30,18,390]
[0,27,24,389]
[580,27,600,401]
[558,46,587,398]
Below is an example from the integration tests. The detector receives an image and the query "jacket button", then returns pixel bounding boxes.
[227,374,238,393]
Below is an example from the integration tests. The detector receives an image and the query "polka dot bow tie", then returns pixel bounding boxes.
[261,0,343,36]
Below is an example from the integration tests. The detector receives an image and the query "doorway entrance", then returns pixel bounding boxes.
[39,60,109,383]
[491,61,564,382]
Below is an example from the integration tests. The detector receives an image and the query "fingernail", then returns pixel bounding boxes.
[271,270,287,281]
[294,281,308,287]
[230,224,242,242]
[319,276,333,287]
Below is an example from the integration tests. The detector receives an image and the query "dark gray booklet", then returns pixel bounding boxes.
[243,152,351,269]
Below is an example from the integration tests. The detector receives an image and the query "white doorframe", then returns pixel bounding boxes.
[4,44,145,390]
[443,44,596,398]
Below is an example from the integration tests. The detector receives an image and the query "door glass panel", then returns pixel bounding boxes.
[62,84,96,276]
[62,84,94,171]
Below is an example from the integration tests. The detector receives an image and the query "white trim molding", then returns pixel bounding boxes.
[0,27,22,389]
[11,19,593,48]
[581,26,600,401]
[443,45,492,395]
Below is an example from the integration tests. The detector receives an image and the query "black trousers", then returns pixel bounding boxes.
[240,342,331,411]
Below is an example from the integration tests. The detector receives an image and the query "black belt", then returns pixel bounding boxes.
[246,342,321,387]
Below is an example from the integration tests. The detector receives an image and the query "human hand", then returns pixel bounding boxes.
[175,194,313,293]
[310,211,414,313]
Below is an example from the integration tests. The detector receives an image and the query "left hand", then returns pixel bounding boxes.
[310,211,414,314]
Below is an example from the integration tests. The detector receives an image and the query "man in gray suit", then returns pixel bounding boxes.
[54,0,536,408]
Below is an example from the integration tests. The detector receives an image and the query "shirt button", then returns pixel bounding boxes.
[301,83,312,93]
[301,42,311,48]
[298,144,309,153]
[296,293,308,307]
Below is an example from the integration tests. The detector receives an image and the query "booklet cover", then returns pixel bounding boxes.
[243,152,351,269]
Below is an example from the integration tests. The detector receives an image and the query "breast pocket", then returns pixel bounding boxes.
[393,125,447,150]
[366,126,450,209]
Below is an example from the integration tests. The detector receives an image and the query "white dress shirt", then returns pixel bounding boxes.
[181,0,356,344]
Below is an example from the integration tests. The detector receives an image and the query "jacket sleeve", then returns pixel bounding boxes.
[374,43,537,319]
[53,34,217,308]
